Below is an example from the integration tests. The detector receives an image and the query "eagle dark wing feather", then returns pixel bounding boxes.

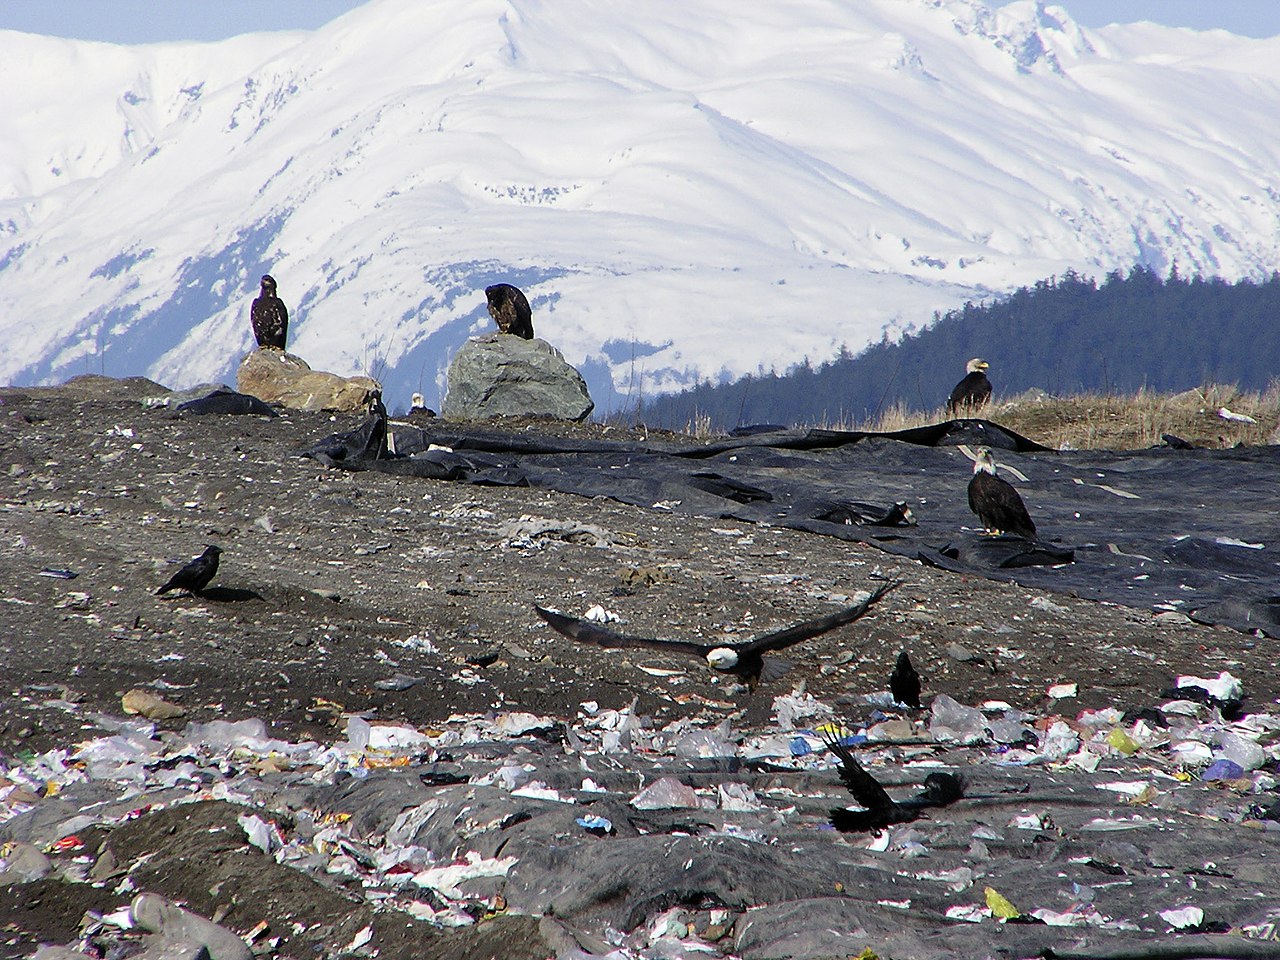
[825,734,895,811]
[740,579,899,655]
[968,471,1036,538]
[533,605,711,657]
[948,372,991,413]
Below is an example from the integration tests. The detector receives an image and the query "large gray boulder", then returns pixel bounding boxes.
[443,335,593,422]
[236,348,381,413]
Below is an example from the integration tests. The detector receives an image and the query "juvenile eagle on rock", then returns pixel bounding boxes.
[533,580,899,690]
[485,283,534,339]
[968,446,1036,539]
[251,275,289,350]
[947,358,991,415]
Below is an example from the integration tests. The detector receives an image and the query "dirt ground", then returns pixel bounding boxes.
[0,378,1273,958]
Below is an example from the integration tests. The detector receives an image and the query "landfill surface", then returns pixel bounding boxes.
[2,378,1279,960]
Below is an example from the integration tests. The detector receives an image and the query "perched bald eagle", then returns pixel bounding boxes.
[947,358,991,415]
[251,275,289,350]
[485,283,534,339]
[533,580,899,690]
[968,446,1036,539]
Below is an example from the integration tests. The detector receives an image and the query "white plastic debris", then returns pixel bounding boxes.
[1029,596,1069,615]
[1038,721,1080,761]
[412,851,517,898]
[1009,814,1046,831]
[944,904,988,923]
[1216,406,1256,424]
[673,727,737,759]
[1215,731,1266,771]
[344,926,374,951]
[345,716,432,753]
[771,689,833,730]
[1176,671,1243,703]
[1159,905,1205,929]
[630,777,703,810]
[238,813,280,854]
[717,782,763,812]
[584,604,620,623]
[1046,682,1078,700]
[929,695,987,744]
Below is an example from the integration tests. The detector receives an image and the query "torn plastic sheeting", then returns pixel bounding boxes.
[302,417,1280,637]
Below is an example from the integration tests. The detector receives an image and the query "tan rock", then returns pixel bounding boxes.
[121,688,187,720]
[237,348,381,413]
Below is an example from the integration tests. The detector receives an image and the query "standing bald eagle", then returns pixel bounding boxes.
[968,447,1036,539]
[485,283,534,339]
[251,275,289,350]
[948,358,991,415]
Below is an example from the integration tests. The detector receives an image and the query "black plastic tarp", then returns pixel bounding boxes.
[301,416,1280,638]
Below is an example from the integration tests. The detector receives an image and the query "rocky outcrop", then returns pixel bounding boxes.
[236,348,381,413]
[443,336,594,422]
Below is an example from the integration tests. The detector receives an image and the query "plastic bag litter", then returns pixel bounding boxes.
[631,777,703,810]
[717,782,763,812]
[1216,730,1266,771]
[1160,905,1205,929]
[345,716,433,753]
[238,813,282,854]
[929,695,987,744]
[412,851,517,898]
[1175,671,1243,704]
[673,725,737,759]
[772,688,833,730]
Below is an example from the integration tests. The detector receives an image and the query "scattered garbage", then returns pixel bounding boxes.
[4,667,1280,960]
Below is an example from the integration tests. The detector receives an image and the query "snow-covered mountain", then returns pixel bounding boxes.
[2,0,1278,413]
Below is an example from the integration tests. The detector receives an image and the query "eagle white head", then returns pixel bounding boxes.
[706,647,740,671]
[966,358,990,374]
[972,446,998,475]
[411,392,425,408]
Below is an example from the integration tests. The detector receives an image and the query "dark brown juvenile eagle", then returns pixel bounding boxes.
[947,358,991,415]
[485,283,534,339]
[155,545,221,596]
[968,446,1036,539]
[251,275,289,350]
[533,580,899,689]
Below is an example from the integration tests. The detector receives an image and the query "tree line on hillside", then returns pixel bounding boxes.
[633,266,1280,432]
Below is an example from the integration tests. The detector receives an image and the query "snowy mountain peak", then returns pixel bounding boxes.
[2,0,1278,412]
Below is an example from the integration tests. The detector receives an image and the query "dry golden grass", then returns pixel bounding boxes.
[842,382,1280,450]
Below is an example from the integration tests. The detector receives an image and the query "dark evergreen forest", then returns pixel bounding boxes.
[634,267,1280,431]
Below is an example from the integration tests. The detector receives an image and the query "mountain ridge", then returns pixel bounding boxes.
[2,0,1278,411]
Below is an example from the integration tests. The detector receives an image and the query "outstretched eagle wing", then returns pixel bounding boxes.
[739,580,900,655]
[533,605,712,658]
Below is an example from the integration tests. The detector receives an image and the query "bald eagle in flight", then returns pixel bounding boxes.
[251,275,289,350]
[485,283,534,339]
[533,580,899,690]
[968,446,1036,539]
[947,358,991,415]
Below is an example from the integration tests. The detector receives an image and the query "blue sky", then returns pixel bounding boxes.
[1,1,1279,43]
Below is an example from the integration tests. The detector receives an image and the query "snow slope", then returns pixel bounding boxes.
[1,0,1278,412]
